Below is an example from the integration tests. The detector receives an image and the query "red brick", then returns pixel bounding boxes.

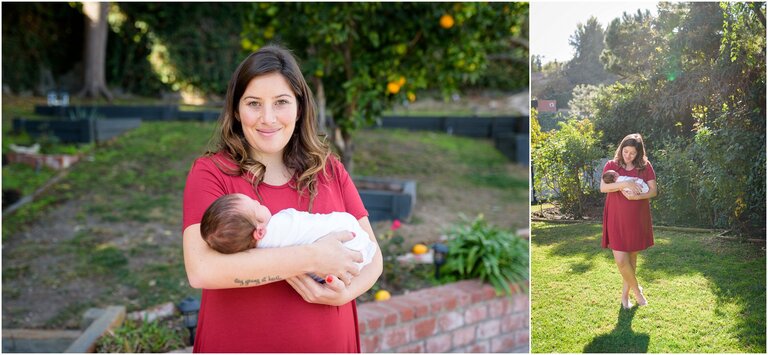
[395,342,425,353]
[382,326,410,350]
[365,303,398,326]
[501,313,528,333]
[360,334,381,353]
[357,305,383,332]
[515,329,530,345]
[464,304,488,324]
[413,317,437,339]
[471,285,498,303]
[488,297,510,316]
[358,321,367,335]
[382,298,415,323]
[512,294,529,313]
[490,333,517,352]
[437,311,464,332]
[477,319,501,339]
[425,333,453,353]
[451,325,477,348]
[465,340,490,353]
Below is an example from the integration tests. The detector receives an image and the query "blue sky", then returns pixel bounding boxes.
[531,1,659,64]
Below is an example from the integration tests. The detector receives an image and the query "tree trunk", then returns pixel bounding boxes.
[313,77,327,135]
[78,2,113,102]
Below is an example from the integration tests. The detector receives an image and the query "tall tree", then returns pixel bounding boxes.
[565,16,615,85]
[78,1,112,101]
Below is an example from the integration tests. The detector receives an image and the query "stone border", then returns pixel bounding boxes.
[65,305,125,353]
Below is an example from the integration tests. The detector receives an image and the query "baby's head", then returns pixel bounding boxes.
[602,170,619,184]
[200,193,273,254]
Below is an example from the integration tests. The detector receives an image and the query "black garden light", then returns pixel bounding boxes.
[178,297,201,345]
[432,242,449,279]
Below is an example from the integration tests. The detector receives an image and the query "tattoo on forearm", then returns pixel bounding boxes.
[234,275,282,286]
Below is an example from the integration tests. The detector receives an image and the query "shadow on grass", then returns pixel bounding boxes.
[583,306,650,353]
[532,221,766,352]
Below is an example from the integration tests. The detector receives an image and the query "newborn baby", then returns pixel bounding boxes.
[200,193,377,271]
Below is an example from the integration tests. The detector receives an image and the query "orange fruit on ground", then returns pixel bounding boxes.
[440,14,455,29]
[412,243,429,255]
[387,82,401,94]
[374,290,391,301]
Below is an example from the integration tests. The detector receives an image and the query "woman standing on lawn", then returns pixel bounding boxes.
[182,45,382,352]
[600,133,657,309]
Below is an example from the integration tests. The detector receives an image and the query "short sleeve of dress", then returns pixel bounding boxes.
[183,157,226,232]
[329,156,368,220]
[603,160,618,174]
[642,161,656,181]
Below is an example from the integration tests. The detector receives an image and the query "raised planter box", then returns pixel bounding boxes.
[377,116,527,138]
[13,117,141,144]
[494,132,529,165]
[35,105,178,121]
[177,110,220,122]
[355,177,416,222]
[357,280,529,353]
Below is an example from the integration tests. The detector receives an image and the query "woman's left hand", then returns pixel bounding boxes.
[621,189,641,200]
[286,274,353,306]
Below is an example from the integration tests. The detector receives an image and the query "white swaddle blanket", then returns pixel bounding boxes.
[259,208,376,270]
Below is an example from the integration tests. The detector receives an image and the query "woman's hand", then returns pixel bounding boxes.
[621,189,641,200]
[623,180,642,194]
[310,231,363,283]
[286,274,353,306]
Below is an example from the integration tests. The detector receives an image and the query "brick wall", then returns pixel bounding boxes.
[357,280,529,353]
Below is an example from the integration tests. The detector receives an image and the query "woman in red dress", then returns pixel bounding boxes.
[600,133,657,309]
[182,45,383,352]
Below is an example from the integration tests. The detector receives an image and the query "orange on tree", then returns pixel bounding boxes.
[387,82,401,94]
[439,14,454,29]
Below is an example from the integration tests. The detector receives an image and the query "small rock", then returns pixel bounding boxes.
[127,302,176,323]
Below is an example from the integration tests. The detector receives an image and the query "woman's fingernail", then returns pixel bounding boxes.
[326,275,333,283]
[351,232,356,237]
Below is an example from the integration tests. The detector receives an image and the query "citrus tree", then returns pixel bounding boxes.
[241,3,529,169]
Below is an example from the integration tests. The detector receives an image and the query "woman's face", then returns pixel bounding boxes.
[622,146,638,166]
[237,72,298,158]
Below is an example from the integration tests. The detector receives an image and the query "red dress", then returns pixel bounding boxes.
[182,152,367,352]
[601,160,656,252]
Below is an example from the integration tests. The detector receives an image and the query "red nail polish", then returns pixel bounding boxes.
[351,232,356,237]
[326,275,333,283]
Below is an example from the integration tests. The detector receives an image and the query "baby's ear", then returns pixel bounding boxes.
[253,225,266,241]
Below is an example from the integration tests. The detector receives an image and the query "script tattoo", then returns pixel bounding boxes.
[234,275,282,287]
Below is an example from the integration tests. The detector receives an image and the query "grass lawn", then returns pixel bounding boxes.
[531,221,766,353]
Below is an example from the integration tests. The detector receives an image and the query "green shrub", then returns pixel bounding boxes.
[96,319,185,353]
[441,215,528,295]
[533,118,603,218]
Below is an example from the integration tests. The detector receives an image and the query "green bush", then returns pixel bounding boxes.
[533,118,603,218]
[96,319,185,353]
[441,215,528,295]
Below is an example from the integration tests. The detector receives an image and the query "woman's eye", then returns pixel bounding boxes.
[277,99,290,105]
[248,101,261,107]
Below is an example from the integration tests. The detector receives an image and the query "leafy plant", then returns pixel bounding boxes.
[441,215,528,295]
[96,318,186,353]
[533,118,603,219]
